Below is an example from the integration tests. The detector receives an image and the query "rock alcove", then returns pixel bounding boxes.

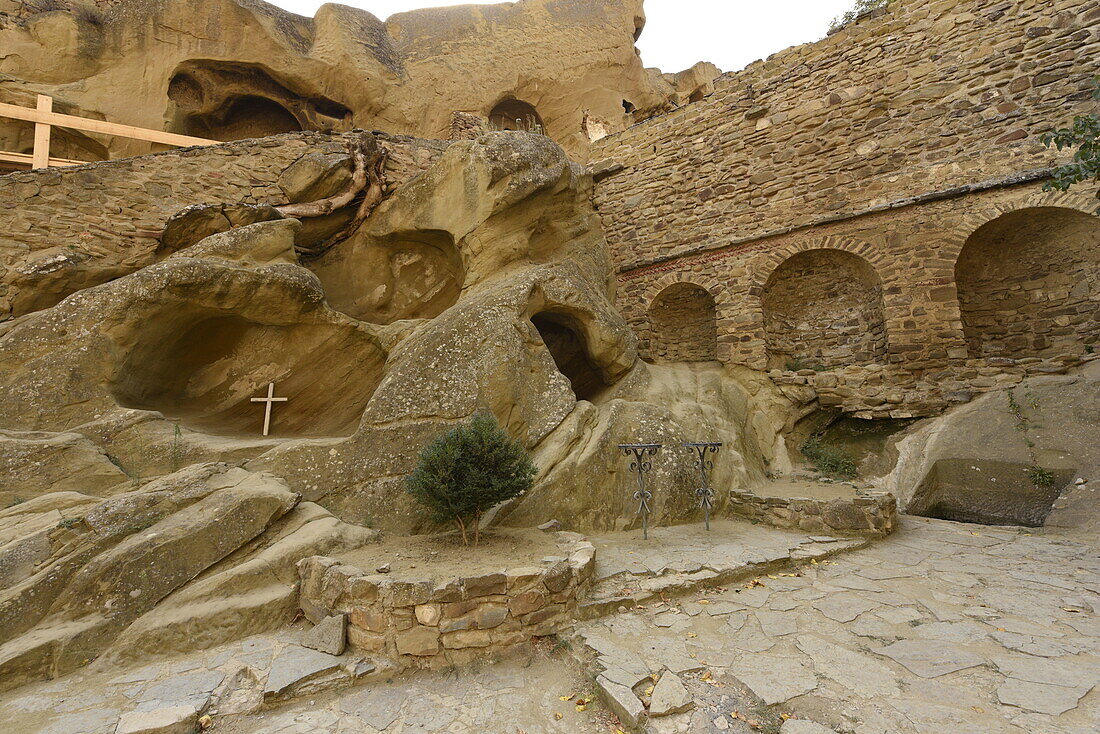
[110,311,385,438]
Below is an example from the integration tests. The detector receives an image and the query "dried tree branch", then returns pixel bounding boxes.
[275,132,390,257]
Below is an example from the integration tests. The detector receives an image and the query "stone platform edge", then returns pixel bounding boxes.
[296,532,596,668]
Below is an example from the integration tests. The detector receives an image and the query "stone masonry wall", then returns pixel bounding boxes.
[594,0,1098,271]
[726,489,897,538]
[761,249,889,370]
[297,534,596,667]
[0,131,450,321]
[591,0,1100,416]
[647,283,718,362]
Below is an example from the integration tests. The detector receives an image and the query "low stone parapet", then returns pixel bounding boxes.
[726,489,897,538]
[296,532,596,667]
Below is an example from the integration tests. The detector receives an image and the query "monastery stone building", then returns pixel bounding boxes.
[0,0,1098,732]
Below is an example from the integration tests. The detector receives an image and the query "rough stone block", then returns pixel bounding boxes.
[350,608,388,634]
[300,614,346,656]
[650,671,694,717]
[415,603,442,626]
[543,561,572,593]
[441,629,494,649]
[462,572,507,596]
[115,706,199,734]
[596,674,646,730]
[396,626,440,657]
[509,590,547,617]
[346,626,387,653]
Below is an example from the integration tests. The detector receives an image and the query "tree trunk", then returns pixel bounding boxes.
[455,517,469,546]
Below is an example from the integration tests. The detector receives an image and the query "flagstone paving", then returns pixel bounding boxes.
[573,517,1100,733]
[1,516,1097,732]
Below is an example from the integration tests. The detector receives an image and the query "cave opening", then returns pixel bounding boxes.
[530,312,609,403]
[489,99,544,134]
[110,312,384,438]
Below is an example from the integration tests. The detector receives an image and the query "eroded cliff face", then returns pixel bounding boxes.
[0,131,790,684]
[0,0,689,161]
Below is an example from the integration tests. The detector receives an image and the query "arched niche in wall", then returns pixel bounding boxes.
[955,206,1100,360]
[647,282,718,363]
[761,249,888,371]
[488,98,545,134]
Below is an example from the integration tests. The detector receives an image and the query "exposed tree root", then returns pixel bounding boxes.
[277,132,389,258]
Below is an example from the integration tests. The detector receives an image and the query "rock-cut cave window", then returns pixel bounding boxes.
[531,312,608,403]
[489,99,545,135]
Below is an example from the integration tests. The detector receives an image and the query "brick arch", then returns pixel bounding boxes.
[952,193,1100,360]
[753,242,892,370]
[747,235,892,295]
[647,282,719,362]
[635,271,735,361]
[945,189,1100,262]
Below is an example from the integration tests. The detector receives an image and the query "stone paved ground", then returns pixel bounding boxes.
[576,517,1100,733]
[1,516,1097,733]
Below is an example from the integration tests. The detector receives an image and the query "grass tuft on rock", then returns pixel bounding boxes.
[406,412,537,546]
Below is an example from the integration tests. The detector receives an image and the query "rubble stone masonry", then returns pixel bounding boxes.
[0,131,449,321]
[592,0,1100,416]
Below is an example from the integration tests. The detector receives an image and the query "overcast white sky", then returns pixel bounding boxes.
[268,0,857,73]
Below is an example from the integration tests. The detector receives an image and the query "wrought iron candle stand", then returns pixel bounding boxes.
[618,443,661,540]
[684,442,722,530]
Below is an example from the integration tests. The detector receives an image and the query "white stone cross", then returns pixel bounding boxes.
[251,382,288,437]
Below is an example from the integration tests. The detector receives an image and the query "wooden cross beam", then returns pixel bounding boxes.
[32,95,52,169]
[251,382,288,437]
[0,94,217,170]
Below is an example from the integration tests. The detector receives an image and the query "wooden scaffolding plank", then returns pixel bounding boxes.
[31,94,52,169]
[0,101,216,148]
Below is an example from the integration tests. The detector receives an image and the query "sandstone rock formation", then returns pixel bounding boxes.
[0,0,709,161]
[0,464,375,691]
[881,361,1100,527]
[0,130,789,685]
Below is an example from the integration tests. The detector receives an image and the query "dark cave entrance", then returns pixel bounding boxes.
[531,312,609,403]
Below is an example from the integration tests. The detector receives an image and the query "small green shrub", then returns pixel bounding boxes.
[801,434,858,479]
[1026,465,1057,490]
[1041,78,1100,213]
[406,412,537,546]
[5,497,25,508]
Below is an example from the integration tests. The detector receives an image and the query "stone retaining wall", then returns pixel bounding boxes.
[727,489,897,538]
[0,130,449,321]
[772,352,1099,418]
[296,533,596,667]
